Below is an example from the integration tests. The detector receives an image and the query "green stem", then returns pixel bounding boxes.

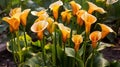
[23,27,27,48]
[83,41,87,64]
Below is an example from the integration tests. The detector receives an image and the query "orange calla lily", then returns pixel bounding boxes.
[70,1,81,15]
[72,35,83,52]
[31,10,49,22]
[31,20,48,40]
[49,0,63,20]
[20,9,31,26]
[81,12,97,34]
[76,10,86,26]
[2,13,21,32]
[98,23,114,39]
[58,23,71,42]
[47,17,56,34]
[9,7,21,17]
[89,31,101,48]
[87,1,106,14]
[61,9,72,24]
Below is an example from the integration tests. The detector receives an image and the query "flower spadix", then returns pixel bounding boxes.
[58,23,71,42]
[76,10,86,26]
[49,0,63,20]
[89,31,101,48]
[31,20,48,40]
[70,1,81,15]
[20,9,31,26]
[87,1,106,14]
[61,9,72,24]
[81,12,97,34]
[72,35,83,52]
[98,23,114,39]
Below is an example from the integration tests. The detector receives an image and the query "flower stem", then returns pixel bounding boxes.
[23,27,27,48]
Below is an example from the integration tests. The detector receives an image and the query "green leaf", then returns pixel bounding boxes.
[65,47,75,58]
[109,61,120,67]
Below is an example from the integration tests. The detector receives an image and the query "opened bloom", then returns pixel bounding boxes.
[98,23,114,39]
[89,31,101,48]
[2,13,21,32]
[72,35,83,52]
[81,12,97,34]
[76,10,86,26]
[70,1,81,15]
[87,1,106,14]
[61,9,72,24]
[31,20,48,40]
[20,9,31,26]
[58,23,71,42]
[49,0,63,20]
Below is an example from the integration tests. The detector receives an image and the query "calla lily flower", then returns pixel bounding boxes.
[61,9,72,24]
[2,13,21,32]
[70,1,81,15]
[72,35,83,52]
[49,0,63,20]
[89,31,101,48]
[87,1,106,14]
[47,17,55,34]
[31,20,48,40]
[76,10,86,26]
[31,10,49,22]
[106,0,118,5]
[20,9,31,26]
[58,23,71,42]
[98,23,114,39]
[81,12,97,34]
[9,7,21,17]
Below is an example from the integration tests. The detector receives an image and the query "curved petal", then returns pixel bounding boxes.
[98,23,114,39]
[87,1,106,14]
[89,31,101,48]
[20,9,31,26]
[70,1,81,15]
[31,20,48,33]
[58,23,71,42]
[9,7,21,17]
[72,35,83,52]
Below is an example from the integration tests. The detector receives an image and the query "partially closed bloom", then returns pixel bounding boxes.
[76,10,86,26]
[61,9,72,24]
[89,31,101,48]
[58,23,71,42]
[72,35,83,52]
[31,21,48,40]
[20,9,31,26]
[87,1,106,14]
[98,23,114,39]
[70,1,81,15]
[47,17,56,34]
[49,0,63,20]
[2,13,21,32]
[81,12,97,34]
[9,7,21,17]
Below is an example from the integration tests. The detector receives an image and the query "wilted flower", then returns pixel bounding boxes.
[89,31,101,48]
[81,12,97,34]
[61,9,72,24]
[76,10,86,26]
[87,1,106,14]
[31,20,48,40]
[98,23,114,39]
[49,0,63,20]
[70,1,81,15]
[72,34,83,52]
[20,9,31,26]
[58,23,71,42]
